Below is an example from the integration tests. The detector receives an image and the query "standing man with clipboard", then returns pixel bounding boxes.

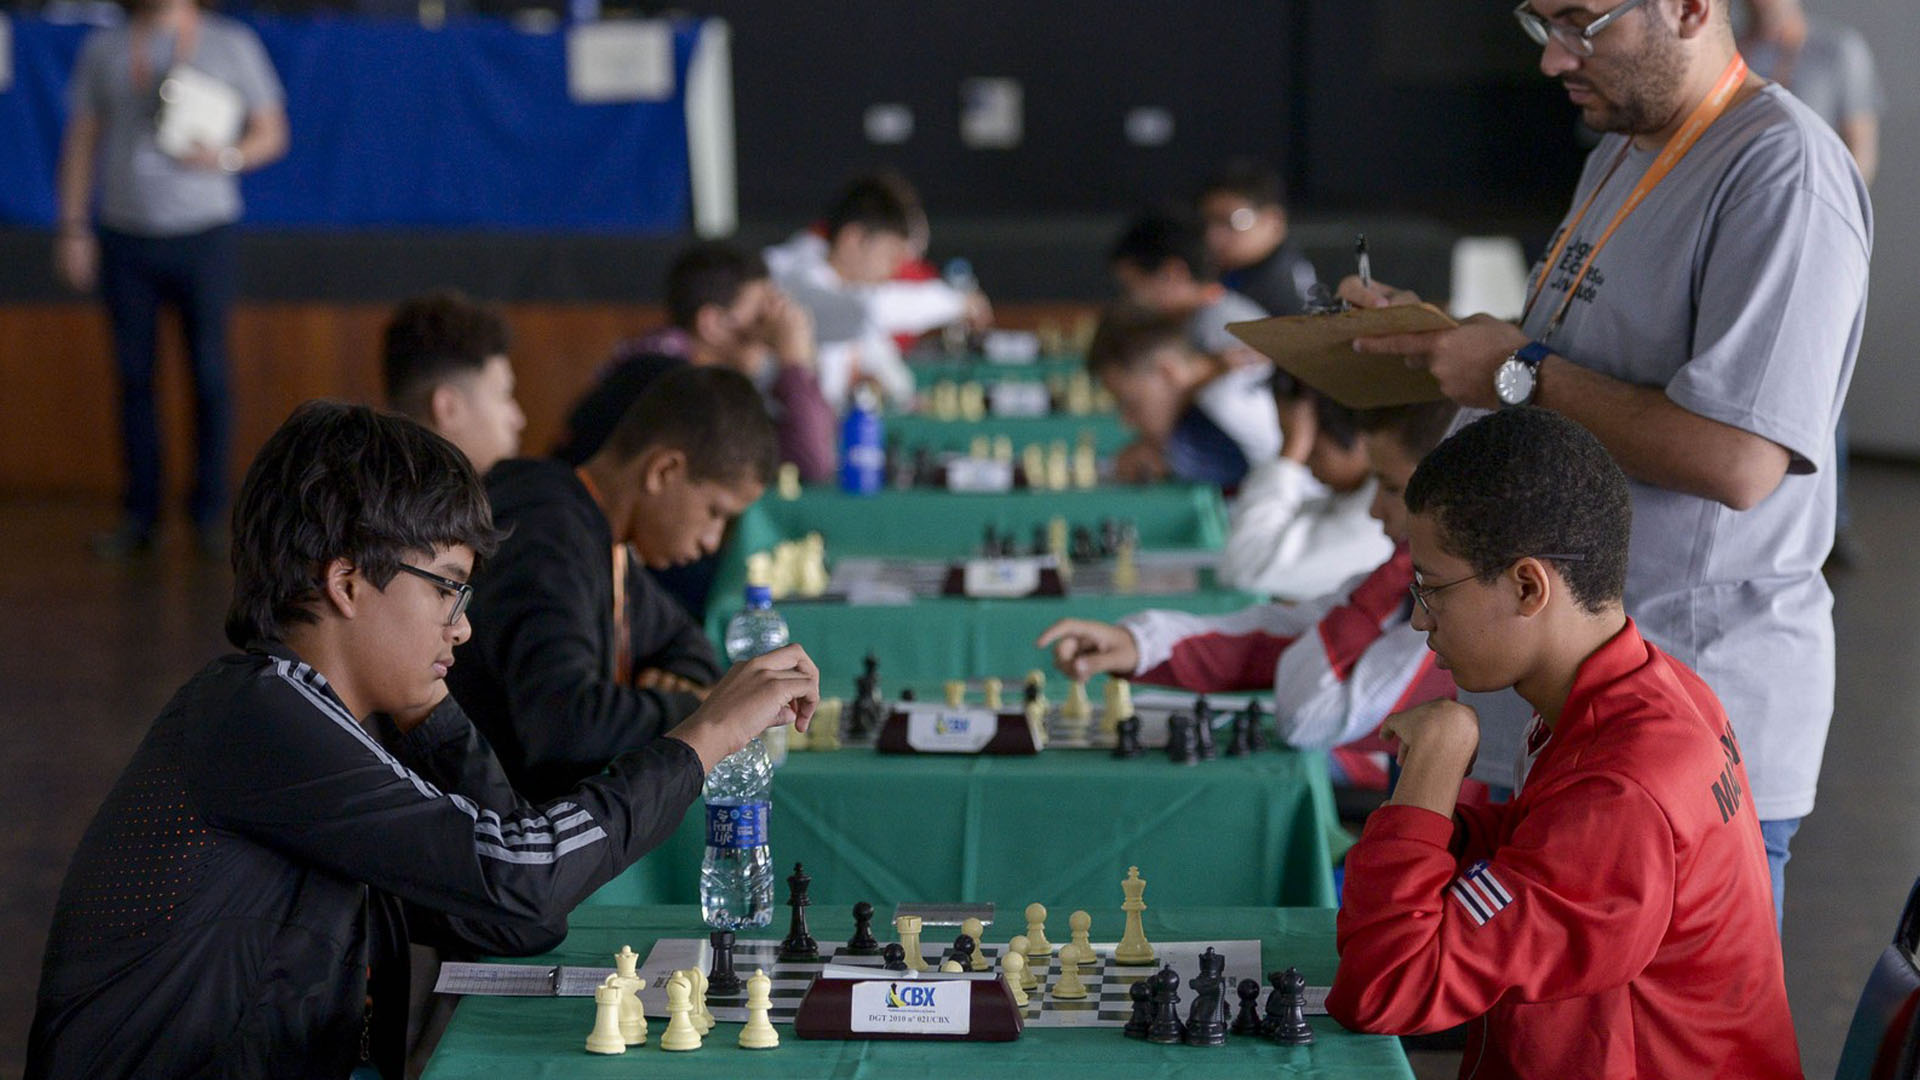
[55,0,288,559]
[1341,0,1871,925]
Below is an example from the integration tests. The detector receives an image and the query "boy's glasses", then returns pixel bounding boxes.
[1409,553,1588,617]
[396,563,473,626]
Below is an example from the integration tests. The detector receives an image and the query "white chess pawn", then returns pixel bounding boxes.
[961,918,990,971]
[940,956,964,973]
[1058,682,1091,740]
[659,973,702,1051]
[738,968,779,1050]
[776,462,802,500]
[1008,934,1041,992]
[1001,949,1030,1008]
[586,981,628,1054]
[945,680,967,707]
[799,532,830,597]
[1064,909,1094,967]
[1024,903,1052,958]
[983,677,1004,711]
[611,945,647,1046]
[1051,954,1089,999]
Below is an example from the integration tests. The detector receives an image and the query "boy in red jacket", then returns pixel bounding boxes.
[1327,407,1800,1079]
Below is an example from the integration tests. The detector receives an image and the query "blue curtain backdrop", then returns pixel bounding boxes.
[0,14,698,231]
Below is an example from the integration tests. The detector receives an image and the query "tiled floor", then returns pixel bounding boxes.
[5,466,1918,1078]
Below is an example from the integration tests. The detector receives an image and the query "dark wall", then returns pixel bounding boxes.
[697,0,1588,221]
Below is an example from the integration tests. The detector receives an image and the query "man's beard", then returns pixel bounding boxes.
[1578,18,1692,136]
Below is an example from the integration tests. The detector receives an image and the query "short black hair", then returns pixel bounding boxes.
[382,291,511,417]
[1277,383,1362,452]
[825,173,917,240]
[601,365,779,486]
[1356,400,1460,460]
[1084,302,1193,378]
[1199,157,1287,209]
[1404,407,1631,614]
[1110,209,1216,284]
[226,401,505,648]
[666,241,769,331]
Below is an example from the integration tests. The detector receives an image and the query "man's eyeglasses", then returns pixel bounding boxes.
[396,563,473,627]
[1513,0,1652,58]
[1409,553,1588,617]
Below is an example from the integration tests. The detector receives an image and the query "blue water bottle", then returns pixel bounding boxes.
[839,384,885,495]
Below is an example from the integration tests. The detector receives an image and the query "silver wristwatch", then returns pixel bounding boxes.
[1495,341,1551,407]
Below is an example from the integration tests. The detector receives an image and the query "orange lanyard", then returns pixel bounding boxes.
[1524,54,1751,336]
[129,12,200,92]
[575,468,634,683]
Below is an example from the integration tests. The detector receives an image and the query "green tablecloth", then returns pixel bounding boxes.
[422,905,1413,1079]
[734,589,1258,698]
[908,353,1086,388]
[583,746,1346,911]
[887,412,1133,457]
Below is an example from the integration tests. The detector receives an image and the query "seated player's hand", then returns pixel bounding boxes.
[1335,274,1421,310]
[962,290,994,331]
[761,289,817,370]
[1036,618,1140,681]
[633,667,710,699]
[1380,700,1481,772]
[1112,440,1168,485]
[669,643,820,772]
[1277,393,1319,465]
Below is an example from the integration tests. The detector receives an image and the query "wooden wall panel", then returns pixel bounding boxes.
[0,301,1094,500]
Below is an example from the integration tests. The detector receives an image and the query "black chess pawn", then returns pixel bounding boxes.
[777,862,820,961]
[1230,978,1264,1035]
[845,901,881,955]
[899,687,916,702]
[1123,980,1153,1039]
[707,929,744,996]
[1146,965,1186,1045]
[1269,967,1315,1046]
[1070,525,1097,563]
[1226,708,1254,757]
[1030,525,1049,557]
[982,524,1002,558]
[1192,695,1218,760]
[882,943,908,971]
[1099,518,1122,559]
[1183,949,1228,1046]
[1240,700,1267,752]
[1112,714,1143,759]
[848,654,883,739]
[1166,714,1199,765]
[948,933,977,971]
[911,447,935,487]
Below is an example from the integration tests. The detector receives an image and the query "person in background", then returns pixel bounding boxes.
[582,241,836,485]
[56,0,289,559]
[1220,381,1394,601]
[449,366,774,801]
[1739,0,1883,569]
[1109,208,1269,366]
[764,173,991,410]
[1085,303,1280,488]
[382,290,527,477]
[1197,158,1322,318]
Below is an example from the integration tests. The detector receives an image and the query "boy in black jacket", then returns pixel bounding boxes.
[449,365,775,800]
[27,402,817,1079]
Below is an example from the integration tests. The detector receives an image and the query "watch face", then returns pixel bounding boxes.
[1495,359,1535,405]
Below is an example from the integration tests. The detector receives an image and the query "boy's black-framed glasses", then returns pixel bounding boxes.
[1409,553,1588,617]
[396,563,473,626]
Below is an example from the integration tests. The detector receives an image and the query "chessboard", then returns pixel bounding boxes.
[634,936,1326,1027]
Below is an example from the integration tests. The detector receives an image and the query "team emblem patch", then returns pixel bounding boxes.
[1450,860,1513,926]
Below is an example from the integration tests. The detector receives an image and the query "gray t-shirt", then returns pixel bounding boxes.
[1519,85,1872,820]
[1743,19,1885,131]
[1188,289,1267,356]
[69,14,283,236]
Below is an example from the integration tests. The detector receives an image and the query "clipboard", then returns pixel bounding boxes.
[1226,303,1457,408]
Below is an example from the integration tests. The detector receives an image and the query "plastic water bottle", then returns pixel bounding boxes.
[701,586,789,929]
[941,257,977,355]
[839,384,885,495]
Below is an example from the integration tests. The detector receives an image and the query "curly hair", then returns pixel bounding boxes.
[225,401,506,647]
[1404,407,1631,614]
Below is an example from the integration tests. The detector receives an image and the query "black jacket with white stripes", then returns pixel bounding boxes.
[25,642,704,1079]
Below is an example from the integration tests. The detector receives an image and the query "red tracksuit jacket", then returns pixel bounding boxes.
[1327,619,1801,1079]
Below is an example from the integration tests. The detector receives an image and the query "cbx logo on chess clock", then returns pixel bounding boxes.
[887,983,940,1009]
[933,714,972,736]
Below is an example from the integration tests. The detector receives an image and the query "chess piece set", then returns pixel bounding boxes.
[584,944,781,1055]
[1121,956,1315,1049]
[977,516,1138,563]
[1163,695,1269,765]
[779,653,885,754]
[918,369,1113,423]
[888,430,1106,493]
[743,536,829,602]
